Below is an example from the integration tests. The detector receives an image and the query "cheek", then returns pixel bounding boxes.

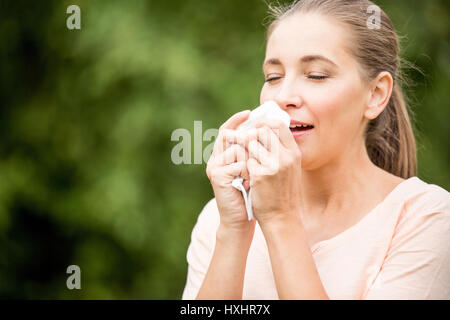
[308,80,365,131]
[302,80,366,164]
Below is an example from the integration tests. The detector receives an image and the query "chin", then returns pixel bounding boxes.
[297,150,320,171]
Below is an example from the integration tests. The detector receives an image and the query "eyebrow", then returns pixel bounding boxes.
[262,55,338,71]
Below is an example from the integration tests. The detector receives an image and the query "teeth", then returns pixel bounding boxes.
[289,124,312,128]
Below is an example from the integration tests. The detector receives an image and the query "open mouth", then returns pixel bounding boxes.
[289,124,314,132]
[289,121,314,138]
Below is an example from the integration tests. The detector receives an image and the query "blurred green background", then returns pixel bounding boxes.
[0,0,448,299]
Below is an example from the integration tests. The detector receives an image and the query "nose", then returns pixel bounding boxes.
[274,79,303,111]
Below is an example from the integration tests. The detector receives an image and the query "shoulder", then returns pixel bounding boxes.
[400,177,450,216]
[366,178,450,299]
[393,177,450,235]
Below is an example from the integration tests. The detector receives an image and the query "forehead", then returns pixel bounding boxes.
[266,13,353,65]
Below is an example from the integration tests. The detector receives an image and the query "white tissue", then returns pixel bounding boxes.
[237,100,291,132]
[232,100,290,220]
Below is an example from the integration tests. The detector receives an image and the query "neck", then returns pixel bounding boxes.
[300,140,382,218]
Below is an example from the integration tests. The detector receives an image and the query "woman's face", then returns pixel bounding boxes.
[260,13,371,170]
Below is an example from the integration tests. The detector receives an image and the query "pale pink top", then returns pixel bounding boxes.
[182,177,450,299]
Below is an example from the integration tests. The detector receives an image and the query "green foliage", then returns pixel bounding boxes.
[0,0,448,299]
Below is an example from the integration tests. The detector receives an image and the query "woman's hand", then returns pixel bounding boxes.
[245,119,303,227]
[206,110,255,235]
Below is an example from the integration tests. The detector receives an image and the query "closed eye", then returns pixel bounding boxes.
[266,75,329,82]
[307,75,328,80]
[264,77,282,83]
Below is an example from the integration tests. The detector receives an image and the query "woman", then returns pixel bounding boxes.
[182,0,450,299]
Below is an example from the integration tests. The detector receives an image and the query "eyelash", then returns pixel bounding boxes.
[264,75,329,82]
[308,75,328,80]
[264,77,281,83]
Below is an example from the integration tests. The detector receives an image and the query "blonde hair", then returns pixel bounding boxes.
[265,0,417,178]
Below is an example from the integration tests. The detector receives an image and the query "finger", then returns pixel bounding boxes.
[220,110,251,131]
[223,129,239,151]
[241,128,258,151]
[256,126,280,154]
[248,139,272,167]
[235,130,249,148]
[247,157,259,173]
[212,109,251,156]
[212,131,224,156]
[247,155,278,184]
[247,158,264,183]
[217,144,247,165]
[221,161,247,179]
[212,129,238,155]
[255,118,297,150]
[259,127,281,166]
[225,130,250,151]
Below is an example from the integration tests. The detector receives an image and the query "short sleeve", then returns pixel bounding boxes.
[365,186,450,299]
[181,198,220,300]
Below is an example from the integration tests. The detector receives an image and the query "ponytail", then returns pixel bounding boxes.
[365,83,417,178]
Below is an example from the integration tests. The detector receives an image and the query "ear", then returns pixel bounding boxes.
[364,71,393,120]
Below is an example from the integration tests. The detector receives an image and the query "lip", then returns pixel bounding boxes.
[291,128,313,139]
[289,119,313,126]
[289,119,314,139]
